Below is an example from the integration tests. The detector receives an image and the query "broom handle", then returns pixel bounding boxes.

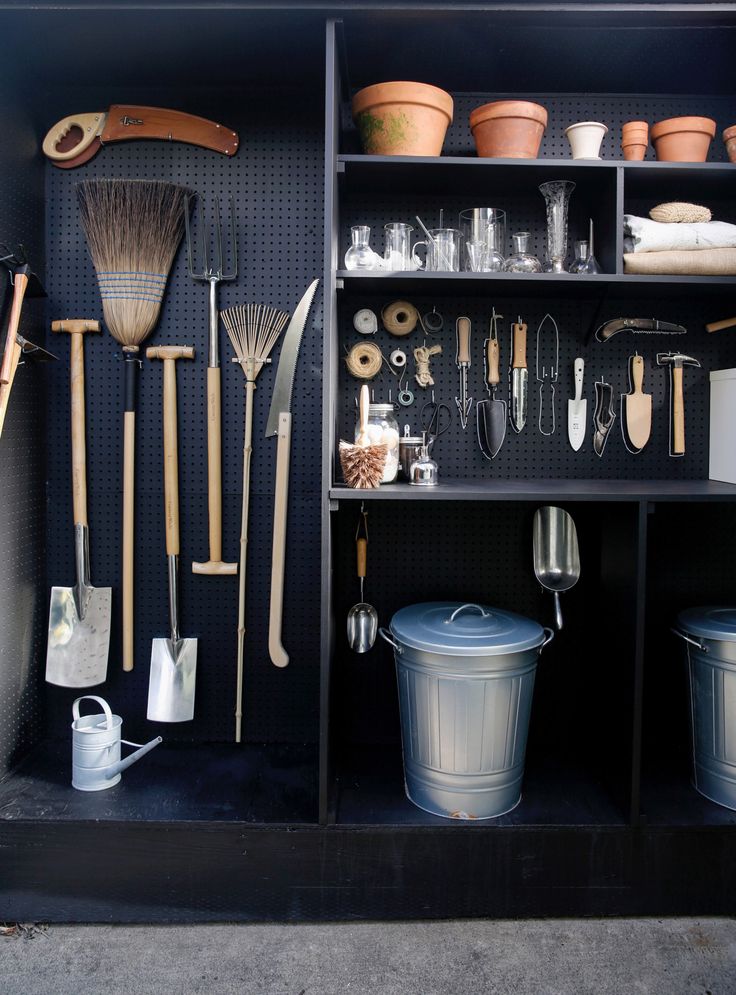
[207,366,223,561]
[235,376,256,743]
[122,356,138,672]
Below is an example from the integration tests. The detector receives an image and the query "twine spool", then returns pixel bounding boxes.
[345,340,383,379]
[382,300,419,336]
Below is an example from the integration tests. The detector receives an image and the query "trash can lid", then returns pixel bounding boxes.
[678,606,736,642]
[390,601,545,656]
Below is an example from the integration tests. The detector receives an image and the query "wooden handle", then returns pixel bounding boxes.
[146,345,195,362]
[487,337,500,386]
[269,411,291,669]
[163,359,180,556]
[51,319,101,336]
[672,365,685,455]
[206,366,223,561]
[122,409,135,672]
[69,331,88,527]
[356,383,370,446]
[1,270,28,385]
[0,340,22,438]
[42,112,103,161]
[706,316,736,333]
[631,354,644,395]
[456,317,471,365]
[357,537,367,579]
[512,322,527,369]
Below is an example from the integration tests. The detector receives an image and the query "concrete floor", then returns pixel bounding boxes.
[1,918,735,995]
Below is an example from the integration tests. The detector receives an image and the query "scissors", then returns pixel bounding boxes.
[420,399,452,444]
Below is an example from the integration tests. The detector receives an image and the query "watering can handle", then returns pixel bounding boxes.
[72,695,113,729]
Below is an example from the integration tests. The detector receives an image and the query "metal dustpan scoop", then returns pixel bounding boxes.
[533,506,580,631]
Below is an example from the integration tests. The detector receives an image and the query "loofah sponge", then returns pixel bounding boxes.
[649,202,712,223]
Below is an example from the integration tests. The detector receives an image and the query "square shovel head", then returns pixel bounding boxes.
[46,585,111,688]
[147,637,197,723]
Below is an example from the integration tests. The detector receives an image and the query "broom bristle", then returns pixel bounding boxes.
[76,179,191,350]
[339,440,388,489]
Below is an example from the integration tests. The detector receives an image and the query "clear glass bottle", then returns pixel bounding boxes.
[345,225,381,270]
[503,232,542,273]
[355,403,399,483]
[569,239,589,274]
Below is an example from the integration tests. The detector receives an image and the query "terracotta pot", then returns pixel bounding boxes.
[622,120,648,160]
[352,81,454,157]
[723,125,736,164]
[469,100,548,159]
[651,115,716,162]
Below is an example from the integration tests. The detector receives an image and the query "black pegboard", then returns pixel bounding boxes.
[44,88,324,744]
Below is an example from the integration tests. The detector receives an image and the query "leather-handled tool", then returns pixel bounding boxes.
[510,316,528,434]
[657,352,701,457]
[595,317,686,343]
[476,308,506,459]
[622,354,652,453]
[43,106,239,169]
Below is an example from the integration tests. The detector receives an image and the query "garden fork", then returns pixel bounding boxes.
[186,195,239,575]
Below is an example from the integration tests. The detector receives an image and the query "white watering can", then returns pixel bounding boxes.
[71,696,162,791]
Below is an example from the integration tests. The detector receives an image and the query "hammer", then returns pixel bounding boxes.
[656,352,701,457]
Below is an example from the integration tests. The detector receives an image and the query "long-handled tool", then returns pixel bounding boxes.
[476,308,506,459]
[77,179,190,672]
[188,195,238,577]
[347,509,378,654]
[657,352,701,457]
[222,302,290,741]
[46,320,112,688]
[265,279,319,669]
[455,316,472,430]
[146,345,197,723]
[621,354,652,453]
[510,316,528,434]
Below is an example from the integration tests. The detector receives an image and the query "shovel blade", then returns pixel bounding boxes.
[476,398,507,459]
[46,585,111,688]
[147,637,197,723]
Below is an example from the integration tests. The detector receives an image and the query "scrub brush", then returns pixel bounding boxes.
[339,384,387,488]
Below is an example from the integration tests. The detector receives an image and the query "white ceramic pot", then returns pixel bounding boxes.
[565,121,608,159]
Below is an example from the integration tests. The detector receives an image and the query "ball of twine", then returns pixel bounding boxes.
[382,300,419,336]
[345,340,383,379]
[649,202,712,223]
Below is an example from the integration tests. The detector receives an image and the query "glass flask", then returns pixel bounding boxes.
[569,240,589,274]
[345,225,381,270]
[503,232,542,273]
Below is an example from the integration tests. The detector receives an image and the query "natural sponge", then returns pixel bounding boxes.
[649,202,712,223]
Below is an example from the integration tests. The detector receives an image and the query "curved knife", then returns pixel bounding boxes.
[595,317,686,343]
[43,106,239,169]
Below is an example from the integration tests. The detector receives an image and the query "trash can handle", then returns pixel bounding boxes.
[671,628,709,653]
[446,604,490,624]
[379,627,402,654]
[540,627,555,652]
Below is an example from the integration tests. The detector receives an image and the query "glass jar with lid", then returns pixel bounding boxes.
[355,402,400,483]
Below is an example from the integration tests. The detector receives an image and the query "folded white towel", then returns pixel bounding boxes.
[624,215,736,253]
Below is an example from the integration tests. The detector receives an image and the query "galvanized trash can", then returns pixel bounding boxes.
[380,602,553,820]
[675,607,736,811]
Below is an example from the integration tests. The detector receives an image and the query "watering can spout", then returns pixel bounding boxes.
[106,736,162,780]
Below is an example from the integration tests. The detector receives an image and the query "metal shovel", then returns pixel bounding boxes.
[476,308,506,459]
[146,346,197,723]
[533,506,580,631]
[46,320,111,687]
[347,513,377,653]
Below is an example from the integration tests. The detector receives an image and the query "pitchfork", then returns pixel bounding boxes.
[186,195,239,576]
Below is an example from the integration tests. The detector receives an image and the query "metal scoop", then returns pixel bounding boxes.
[347,514,377,653]
[533,506,580,631]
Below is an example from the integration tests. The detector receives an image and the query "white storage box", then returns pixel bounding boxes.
[710,369,736,484]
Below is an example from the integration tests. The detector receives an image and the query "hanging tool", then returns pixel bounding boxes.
[657,352,701,457]
[593,377,616,457]
[595,317,687,343]
[455,316,472,429]
[476,308,507,459]
[622,354,652,453]
[187,194,238,577]
[420,397,451,446]
[533,507,581,631]
[223,303,290,742]
[43,105,239,169]
[535,313,559,436]
[46,320,112,688]
[146,345,198,723]
[567,358,587,452]
[0,244,49,438]
[509,315,528,434]
[347,508,378,653]
[266,279,319,668]
[706,316,736,333]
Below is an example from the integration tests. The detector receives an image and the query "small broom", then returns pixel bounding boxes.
[222,302,290,743]
[339,384,387,489]
[76,178,191,673]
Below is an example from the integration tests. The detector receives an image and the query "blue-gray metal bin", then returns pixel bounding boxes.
[380,602,553,820]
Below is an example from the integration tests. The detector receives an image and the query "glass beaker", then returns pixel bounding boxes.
[344,225,381,270]
[412,228,462,272]
[459,208,506,271]
[383,223,415,271]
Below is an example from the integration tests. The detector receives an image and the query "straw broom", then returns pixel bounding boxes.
[222,303,290,743]
[77,179,190,673]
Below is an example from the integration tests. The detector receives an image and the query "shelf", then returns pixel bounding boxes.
[640,768,736,829]
[330,479,736,504]
[0,741,319,825]
[623,161,736,200]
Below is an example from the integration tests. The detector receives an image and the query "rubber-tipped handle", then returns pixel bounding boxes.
[456,317,471,365]
[672,365,685,455]
[631,354,644,395]
[487,337,500,386]
[706,316,736,333]
[356,537,367,579]
[512,322,527,369]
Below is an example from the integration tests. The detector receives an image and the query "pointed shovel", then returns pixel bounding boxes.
[476,310,506,460]
[146,346,197,723]
[46,320,112,688]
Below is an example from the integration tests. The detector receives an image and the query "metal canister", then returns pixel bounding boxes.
[399,429,423,480]
[380,602,553,820]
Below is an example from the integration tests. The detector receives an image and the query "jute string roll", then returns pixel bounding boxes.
[345,340,383,379]
[382,300,419,336]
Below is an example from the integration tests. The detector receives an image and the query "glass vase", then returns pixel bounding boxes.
[538,180,576,273]
[345,225,381,270]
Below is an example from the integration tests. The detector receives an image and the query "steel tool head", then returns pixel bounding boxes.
[265,279,319,436]
[147,637,198,723]
[184,194,237,282]
[656,352,701,369]
[46,581,112,688]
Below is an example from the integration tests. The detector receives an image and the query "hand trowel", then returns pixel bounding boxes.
[567,357,587,452]
[476,308,506,459]
[46,320,111,688]
[622,353,652,452]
